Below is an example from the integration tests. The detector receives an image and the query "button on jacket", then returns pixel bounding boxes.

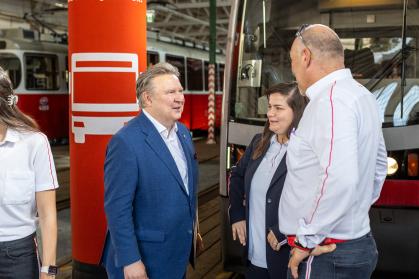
[278,69,388,248]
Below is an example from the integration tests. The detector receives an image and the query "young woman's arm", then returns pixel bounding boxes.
[36,190,57,277]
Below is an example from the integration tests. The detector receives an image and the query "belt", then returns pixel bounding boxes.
[287,235,347,248]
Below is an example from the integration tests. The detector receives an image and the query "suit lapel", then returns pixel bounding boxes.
[176,128,194,199]
[138,114,188,197]
[268,153,287,190]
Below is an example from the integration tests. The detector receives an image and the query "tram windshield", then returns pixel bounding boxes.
[232,0,419,127]
[0,53,22,89]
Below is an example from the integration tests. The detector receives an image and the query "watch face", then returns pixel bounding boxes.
[48,266,58,275]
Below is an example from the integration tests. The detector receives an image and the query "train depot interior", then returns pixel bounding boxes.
[0,0,418,278]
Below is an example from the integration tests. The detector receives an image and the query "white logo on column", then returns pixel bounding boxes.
[71,53,139,143]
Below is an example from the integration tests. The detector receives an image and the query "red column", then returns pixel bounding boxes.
[68,0,146,276]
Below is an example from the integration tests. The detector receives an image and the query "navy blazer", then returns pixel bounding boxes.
[101,112,199,279]
[229,134,290,278]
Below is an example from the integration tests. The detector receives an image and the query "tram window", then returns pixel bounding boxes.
[147,51,159,68]
[0,53,21,89]
[187,58,203,91]
[342,37,416,79]
[25,54,59,90]
[165,54,185,87]
[204,61,221,92]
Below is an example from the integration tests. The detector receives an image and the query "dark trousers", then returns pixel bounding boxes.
[246,261,270,279]
[0,233,39,279]
[287,232,378,279]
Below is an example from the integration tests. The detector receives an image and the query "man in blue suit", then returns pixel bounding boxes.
[102,62,200,279]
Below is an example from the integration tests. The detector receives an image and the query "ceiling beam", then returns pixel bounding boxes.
[174,1,231,9]
[150,18,229,28]
[153,5,228,33]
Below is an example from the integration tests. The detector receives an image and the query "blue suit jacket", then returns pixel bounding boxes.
[229,134,290,278]
[102,112,198,279]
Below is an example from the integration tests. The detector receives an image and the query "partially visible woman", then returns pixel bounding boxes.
[229,82,308,279]
[0,67,58,278]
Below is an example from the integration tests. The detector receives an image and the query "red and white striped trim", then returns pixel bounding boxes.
[305,255,314,279]
[39,133,57,189]
[34,237,41,279]
[308,81,336,224]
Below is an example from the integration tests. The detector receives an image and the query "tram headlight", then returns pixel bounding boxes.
[387,157,398,176]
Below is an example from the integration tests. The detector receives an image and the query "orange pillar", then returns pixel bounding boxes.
[68,0,146,277]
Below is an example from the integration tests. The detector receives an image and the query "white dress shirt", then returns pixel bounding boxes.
[0,128,59,241]
[248,135,287,268]
[278,69,388,248]
[142,110,189,195]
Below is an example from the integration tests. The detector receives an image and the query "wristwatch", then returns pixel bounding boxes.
[40,265,58,276]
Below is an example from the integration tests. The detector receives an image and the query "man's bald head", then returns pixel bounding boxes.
[302,24,344,61]
[290,24,345,93]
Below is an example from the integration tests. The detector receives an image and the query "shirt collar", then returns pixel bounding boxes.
[305,68,352,100]
[0,128,20,145]
[270,134,288,146]
[142,109,178,138]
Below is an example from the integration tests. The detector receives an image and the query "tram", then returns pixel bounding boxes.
[220,0,419,276]
[0,28,68,142]
[0,28,225,141]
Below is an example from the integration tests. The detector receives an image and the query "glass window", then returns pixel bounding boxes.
[187,58,203,91]
[165,54,185,87]
[0,53,22,89]
[25,53,59,90]
[232,0,419,126]
[147,51,159,68]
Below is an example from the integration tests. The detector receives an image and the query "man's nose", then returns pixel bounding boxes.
[175,91,185,102]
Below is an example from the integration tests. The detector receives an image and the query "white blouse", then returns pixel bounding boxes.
[0,128,59,241]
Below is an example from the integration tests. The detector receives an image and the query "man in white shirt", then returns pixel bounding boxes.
[278,24,388,279]
[102,62,201,279]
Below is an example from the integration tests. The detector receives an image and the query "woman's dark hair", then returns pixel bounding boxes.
[0,67,39,132]
[252,82,308,160]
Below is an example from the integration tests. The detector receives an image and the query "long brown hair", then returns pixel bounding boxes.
[0,67,39,132]
[252,82,308,160]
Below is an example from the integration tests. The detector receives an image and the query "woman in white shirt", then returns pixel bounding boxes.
[0,67,58,278]
[229,82,308,279]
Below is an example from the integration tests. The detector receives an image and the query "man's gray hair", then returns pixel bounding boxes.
[136,62,180,108]
[303,24,344,59]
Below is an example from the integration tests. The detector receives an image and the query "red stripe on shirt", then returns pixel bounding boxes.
[40,133,57,189]
[308,81,336,224]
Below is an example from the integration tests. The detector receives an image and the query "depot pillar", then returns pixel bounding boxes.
[68,0,146,277]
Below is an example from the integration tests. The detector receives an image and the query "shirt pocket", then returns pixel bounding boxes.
[3,171,35,205]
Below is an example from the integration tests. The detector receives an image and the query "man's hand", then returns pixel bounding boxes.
[123,261,148,279]
[288,244,336,279]
[231,220,246,246]
[267,230,280,251]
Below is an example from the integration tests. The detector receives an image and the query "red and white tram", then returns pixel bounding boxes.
[0,28,225,141]
[0,28,68,142]
[220,0,419,276]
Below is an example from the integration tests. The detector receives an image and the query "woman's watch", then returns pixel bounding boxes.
[40,265,58,276]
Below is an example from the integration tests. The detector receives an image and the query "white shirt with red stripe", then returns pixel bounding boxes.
[278,68,387,249]
[0,128,59,241]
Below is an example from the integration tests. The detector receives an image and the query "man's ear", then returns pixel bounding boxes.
[302,48,312,68]
[143,91,152,106]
